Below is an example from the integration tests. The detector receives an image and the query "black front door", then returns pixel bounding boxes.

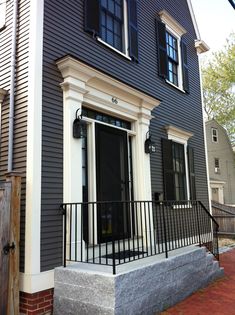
[96,123,130,243]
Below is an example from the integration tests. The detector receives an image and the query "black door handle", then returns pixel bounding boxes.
[3,242,15,255]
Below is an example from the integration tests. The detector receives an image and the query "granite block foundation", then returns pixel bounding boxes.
[53,246,224,315]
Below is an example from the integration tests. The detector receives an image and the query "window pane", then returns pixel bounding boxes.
[101,0,107,8]
[100,2,124,52]
[114,20,121,35]
[107,30,114,46]
[108,0,115,13]
[114,35,122,51]
[115,4,122,19]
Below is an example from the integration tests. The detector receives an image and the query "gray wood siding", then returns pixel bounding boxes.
[0,0,30,272]
[206,120,235,204]
[41,0,209,271]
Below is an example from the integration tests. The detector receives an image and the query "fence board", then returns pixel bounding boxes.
[0,182,12,314]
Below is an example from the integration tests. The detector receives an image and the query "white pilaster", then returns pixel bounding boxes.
[24,0,44,284]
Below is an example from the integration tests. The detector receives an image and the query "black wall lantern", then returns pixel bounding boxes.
[145,131,156,154]
[73,109,87,139]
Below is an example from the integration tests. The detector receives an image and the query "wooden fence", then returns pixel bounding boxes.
[212,202,235,237]
[0,173,21,315]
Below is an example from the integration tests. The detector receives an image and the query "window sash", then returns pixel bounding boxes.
[166,31,179,86]
[100,0,124,52]
[172,142,187,201]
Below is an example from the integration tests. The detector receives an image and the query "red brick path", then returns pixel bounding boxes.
[161,249,235,315]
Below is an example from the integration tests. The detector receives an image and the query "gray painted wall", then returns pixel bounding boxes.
[0,0,210,272]
[0,0,30,272]
[41,0,209,271]
[206,120,235,204]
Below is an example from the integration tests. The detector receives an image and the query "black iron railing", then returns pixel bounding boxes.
[60,200,219,274]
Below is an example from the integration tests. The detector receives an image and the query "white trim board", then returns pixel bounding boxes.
[20,270,54,293]
[24,0,44,276]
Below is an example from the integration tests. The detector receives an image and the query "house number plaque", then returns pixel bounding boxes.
[112,97,118,104]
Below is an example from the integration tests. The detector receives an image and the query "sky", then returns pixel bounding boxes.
[191,0,235,57]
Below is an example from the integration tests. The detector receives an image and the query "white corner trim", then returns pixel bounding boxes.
[186,0,200,39]
[0,88,7,104]
[195,40,210,54]
[20,270,54,293]
[158,10,186,36]
[165,125,193,142]
[25,0,44,275]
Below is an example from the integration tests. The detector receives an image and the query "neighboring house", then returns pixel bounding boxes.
[206,120,235,205]
[0,1,222,314]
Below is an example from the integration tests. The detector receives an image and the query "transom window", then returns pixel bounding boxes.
[166,32,179,86]
[212,128,218,143]
[82,107,131,130]
[101,0,124,52]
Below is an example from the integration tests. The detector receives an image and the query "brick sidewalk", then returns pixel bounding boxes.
[161,248,235,315]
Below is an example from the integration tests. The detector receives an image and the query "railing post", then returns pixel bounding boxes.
[60,204,67,268]
[195,201,202,247]
[112,239,116,275]
[215,224,220,262]
[161,202,168,259]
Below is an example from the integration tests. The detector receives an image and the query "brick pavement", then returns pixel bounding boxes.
[161,248,235,315]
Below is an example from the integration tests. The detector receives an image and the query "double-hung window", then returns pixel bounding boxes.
[166,31,179,86]
[85,0,138,61]
[162,126,195,201]
[156,10,189,92]
[100,0,124,52]
[212,128,218,143]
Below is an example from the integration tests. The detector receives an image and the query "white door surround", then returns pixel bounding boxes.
[56,56,161,204]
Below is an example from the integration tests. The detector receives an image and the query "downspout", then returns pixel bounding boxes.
[8,0,18,172]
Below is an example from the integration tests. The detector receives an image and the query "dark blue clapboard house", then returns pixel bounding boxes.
[0,0,223,314]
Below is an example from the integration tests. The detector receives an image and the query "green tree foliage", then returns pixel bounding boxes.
[202,33,235,145]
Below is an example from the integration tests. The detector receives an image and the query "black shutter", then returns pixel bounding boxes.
[156,19,167,78]
[181,40,189,93]
[127,0,139,61]
[188,146,196,200]
[162,139,175,200]
[84,0,100,36]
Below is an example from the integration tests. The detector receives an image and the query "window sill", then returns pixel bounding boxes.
[97,37,132,61]
[165,79,186,93]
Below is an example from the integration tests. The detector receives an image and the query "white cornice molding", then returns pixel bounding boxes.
[195,40,210,54]
[158,10,186,36]
[0,88,7,104]
[210,180,226,185]
[56,56,160,113]
[165,125,193,141]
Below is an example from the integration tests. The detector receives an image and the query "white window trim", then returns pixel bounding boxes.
[158,10,187,91]
[165,125,193,201]
[97,0,130,59]
[212,128,218,143]
[0,0,6,30]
